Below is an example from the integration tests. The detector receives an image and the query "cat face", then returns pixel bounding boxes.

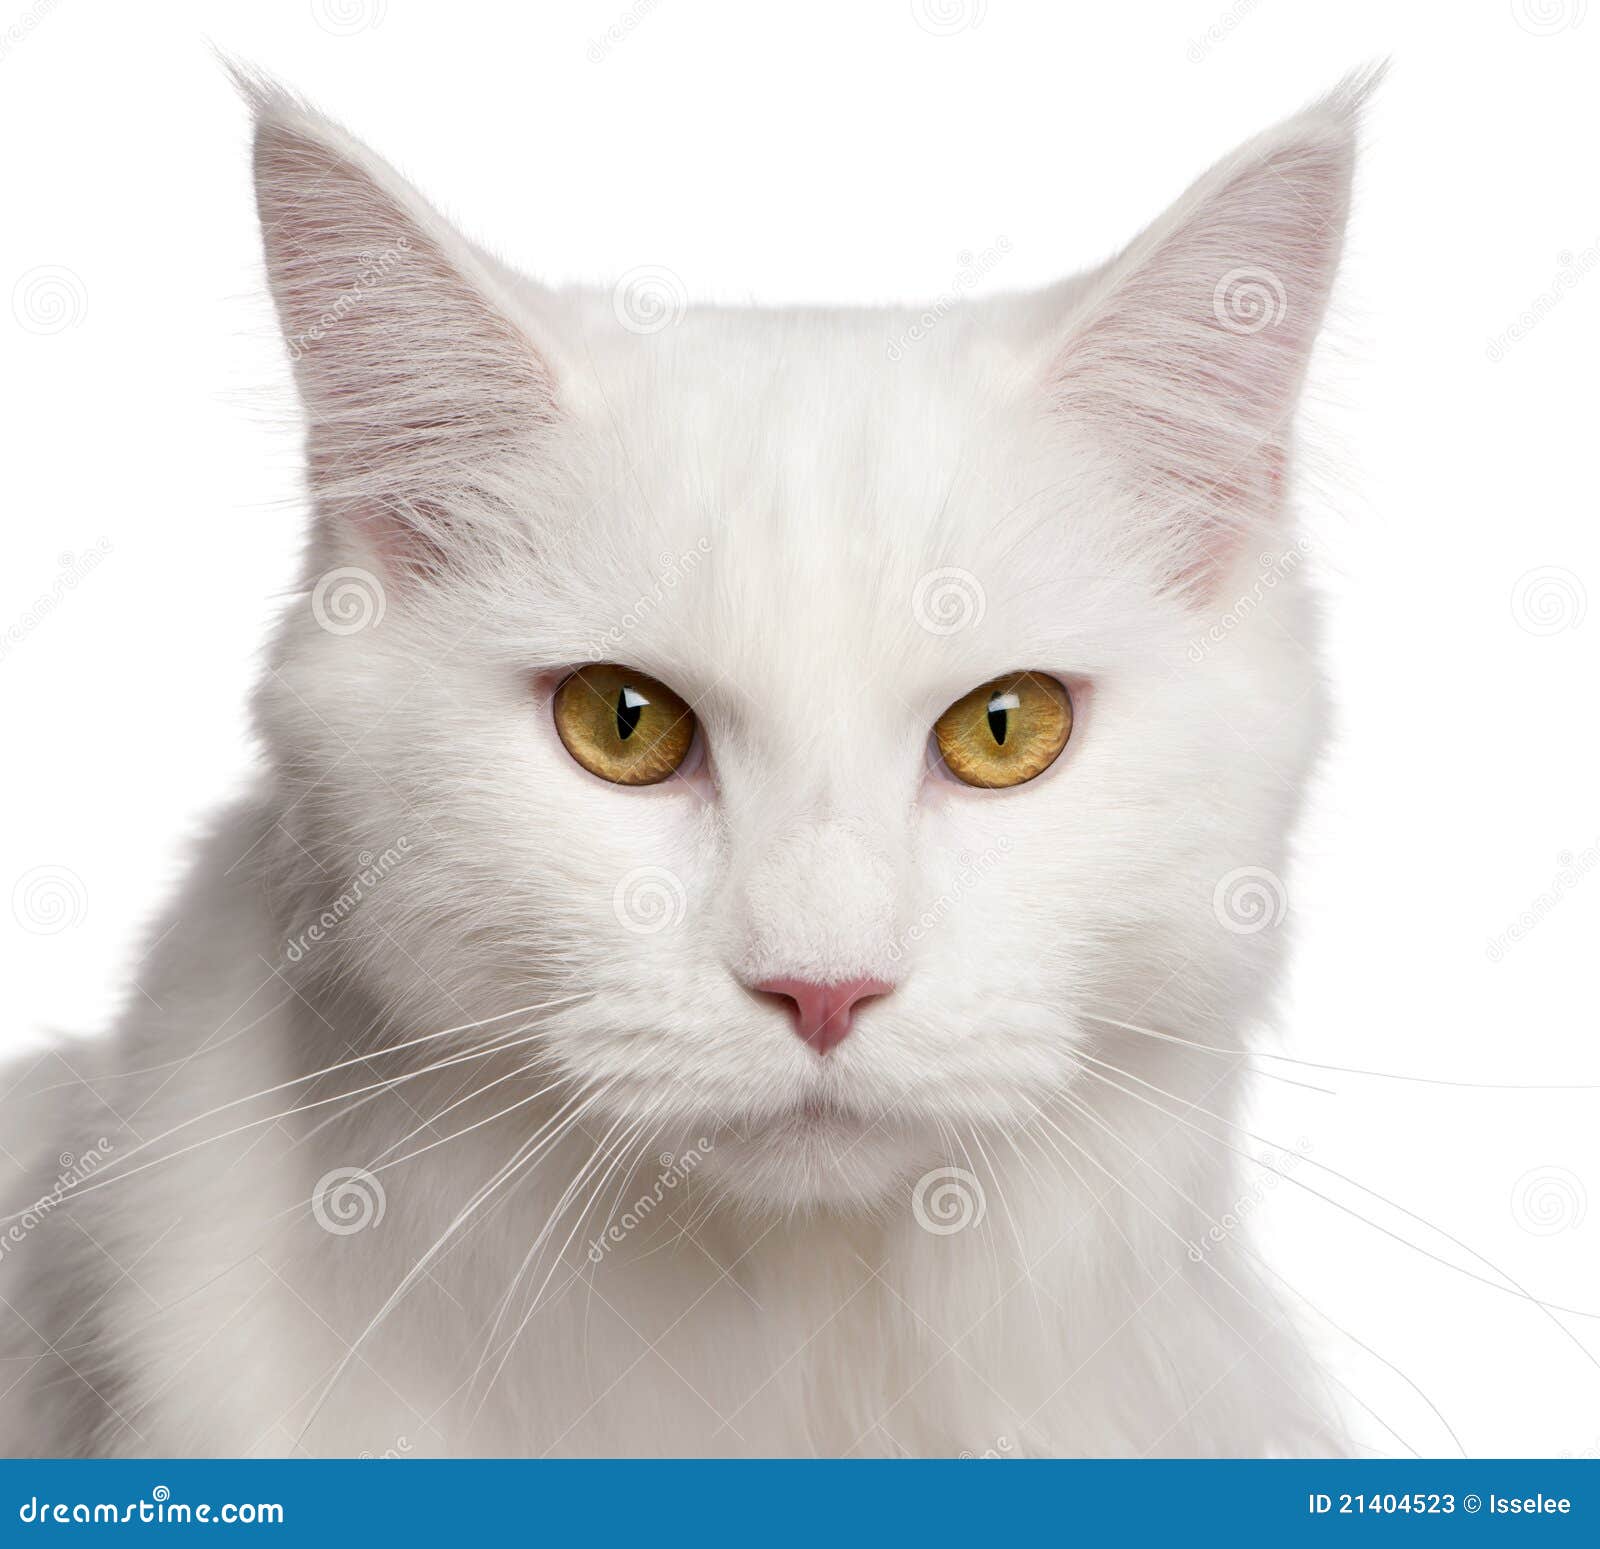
[249,76,1360,1211]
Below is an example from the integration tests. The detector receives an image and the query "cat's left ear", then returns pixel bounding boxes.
[1046,70,1379,593]
[239,69,562,574]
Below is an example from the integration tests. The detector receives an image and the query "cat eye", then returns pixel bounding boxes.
[933,672,1073,789]
[552,664,697,786]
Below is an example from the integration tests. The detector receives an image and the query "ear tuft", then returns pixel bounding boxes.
[1049,68,1382,592]
[233,65,558,574]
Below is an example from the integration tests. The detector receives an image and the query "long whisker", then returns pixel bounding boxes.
[1075,1005,1600,1092]
[1030,1095,1450,1457]
[467,1102,655,1424]
[294,1080,615,1447]
[1071,1042,1600,1329]
[1050,1086,1463,1456]
[22,993,296,1094]
[3,1000,591,1224]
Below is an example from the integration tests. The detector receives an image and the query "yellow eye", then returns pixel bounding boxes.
[933,672,1073,789]
[553,664,697,786]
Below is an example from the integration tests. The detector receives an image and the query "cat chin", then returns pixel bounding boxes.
[690,1112,932,1214]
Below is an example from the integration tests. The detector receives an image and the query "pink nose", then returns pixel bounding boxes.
[754,976,894,1055]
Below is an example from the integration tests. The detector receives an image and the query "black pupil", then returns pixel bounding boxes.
[987,696,1009,746]
[616,687,644,741]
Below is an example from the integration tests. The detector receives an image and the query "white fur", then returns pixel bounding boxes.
[0,70,1374,1457]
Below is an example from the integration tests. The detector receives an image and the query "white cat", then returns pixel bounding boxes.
[0,69,1373,1457]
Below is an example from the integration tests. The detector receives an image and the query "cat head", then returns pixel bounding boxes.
[248,72,1368,1212]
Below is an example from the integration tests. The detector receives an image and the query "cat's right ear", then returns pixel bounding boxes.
[240,70,560,574]
[1040,70,1378,598]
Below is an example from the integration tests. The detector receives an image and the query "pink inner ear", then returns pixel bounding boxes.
[1047,98,1357,595]
[253,112,559,581]
[345,505,450,579]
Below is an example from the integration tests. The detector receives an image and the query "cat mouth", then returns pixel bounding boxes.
[763,1094,876,1142]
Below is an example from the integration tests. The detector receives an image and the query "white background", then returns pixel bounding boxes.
[2,0,1596,1457]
